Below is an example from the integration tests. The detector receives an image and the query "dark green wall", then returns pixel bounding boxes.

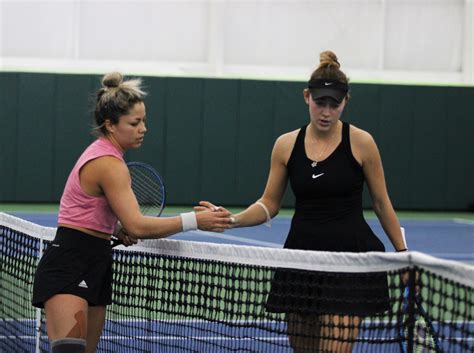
[1,72,473,210]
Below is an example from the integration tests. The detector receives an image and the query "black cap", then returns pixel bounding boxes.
[308,78,349,103]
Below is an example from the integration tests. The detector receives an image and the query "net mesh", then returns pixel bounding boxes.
[1,212,473,353]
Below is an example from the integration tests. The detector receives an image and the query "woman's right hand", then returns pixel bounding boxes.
[195,208,233,232]
[194,200,221,212]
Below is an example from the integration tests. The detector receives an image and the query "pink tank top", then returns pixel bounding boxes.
[58,138,124,234]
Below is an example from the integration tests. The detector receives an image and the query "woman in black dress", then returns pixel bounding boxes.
[197,50,407,353]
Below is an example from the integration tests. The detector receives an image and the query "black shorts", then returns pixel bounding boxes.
[32,227,112,308]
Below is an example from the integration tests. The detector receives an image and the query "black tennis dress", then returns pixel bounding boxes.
[266,122,389,315]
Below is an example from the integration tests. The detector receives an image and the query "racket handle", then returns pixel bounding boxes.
[111,236,123,248]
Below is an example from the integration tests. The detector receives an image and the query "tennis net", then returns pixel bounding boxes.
[1,212,473,353]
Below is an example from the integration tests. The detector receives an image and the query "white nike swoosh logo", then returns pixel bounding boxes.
[312,173,324,179]
[324,82,333,86]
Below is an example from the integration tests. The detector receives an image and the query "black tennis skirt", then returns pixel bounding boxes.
[265,267,390,316]
[32,227,112,308]
[269,216,391,316]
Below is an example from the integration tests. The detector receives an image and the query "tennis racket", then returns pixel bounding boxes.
[111,161,166,247]
[399,286,440,353]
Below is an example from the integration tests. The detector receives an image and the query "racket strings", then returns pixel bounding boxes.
[401,288,441,353]
[129,164,165,217]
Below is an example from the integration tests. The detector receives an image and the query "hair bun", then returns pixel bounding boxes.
[319,50,340,69]
[102,72,123,88]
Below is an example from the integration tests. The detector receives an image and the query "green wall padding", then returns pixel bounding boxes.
[0,73,19,202]
[16,74,56,201]
[235,80,277,204]
[1,72,472,211]
[53,75,96,200]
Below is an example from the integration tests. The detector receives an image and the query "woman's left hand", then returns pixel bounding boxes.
[114,222,139,246]
[194,201,236,227]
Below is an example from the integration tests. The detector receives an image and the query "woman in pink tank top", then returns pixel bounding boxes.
[32,72,232,353]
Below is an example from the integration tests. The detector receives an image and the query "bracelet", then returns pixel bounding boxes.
[255,201,271,227]
[396,248,408,252]
[180,212,197,232]
[255,201,270,221]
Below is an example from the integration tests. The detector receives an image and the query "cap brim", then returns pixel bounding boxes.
[309,88,346,103]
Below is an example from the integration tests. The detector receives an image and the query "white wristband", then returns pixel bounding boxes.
[180,212,198,232]
[255,201,271,227]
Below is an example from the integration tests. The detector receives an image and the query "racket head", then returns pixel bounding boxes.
[127,161,166,217]
[400,287,440,353]
[413,295,440,352]
[111,162,165,248]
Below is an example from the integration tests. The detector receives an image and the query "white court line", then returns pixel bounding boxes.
[191,230,282,248]
[428,253,474,260]
[454,218,474,226]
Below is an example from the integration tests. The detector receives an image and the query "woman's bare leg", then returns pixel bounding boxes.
[86,305,106,353]
[287,313,360,353]
[44,294,88,341]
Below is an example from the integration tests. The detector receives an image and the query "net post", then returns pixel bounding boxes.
[406,266,417,353]
[34,234,46,353]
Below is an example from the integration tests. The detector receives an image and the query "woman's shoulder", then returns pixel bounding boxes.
[347,123,379,164]
[348,123,375,146]
[91,155,127,173]
[271,128,302,164]
[275,128,301,147]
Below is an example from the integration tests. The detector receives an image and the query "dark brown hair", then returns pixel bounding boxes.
[93,72,147,136]
[310,50,349,85]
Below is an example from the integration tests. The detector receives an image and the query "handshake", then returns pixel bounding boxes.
[113,201,235,247]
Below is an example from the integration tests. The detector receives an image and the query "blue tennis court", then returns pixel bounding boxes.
[1,210,473,353]
[8,211,474,262]
[2,319,472,353]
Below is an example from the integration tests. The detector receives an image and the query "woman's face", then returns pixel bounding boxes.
[304,89,347,131]
[106,101,147,151]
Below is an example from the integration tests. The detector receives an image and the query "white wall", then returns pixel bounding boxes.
[0,0,472,85]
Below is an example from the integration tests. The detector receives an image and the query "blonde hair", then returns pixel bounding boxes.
[93,72,147,136]
[310,50,349,85]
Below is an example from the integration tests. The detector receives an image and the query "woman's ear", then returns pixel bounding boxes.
[343,95,350,106]
[104,119,114,134]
